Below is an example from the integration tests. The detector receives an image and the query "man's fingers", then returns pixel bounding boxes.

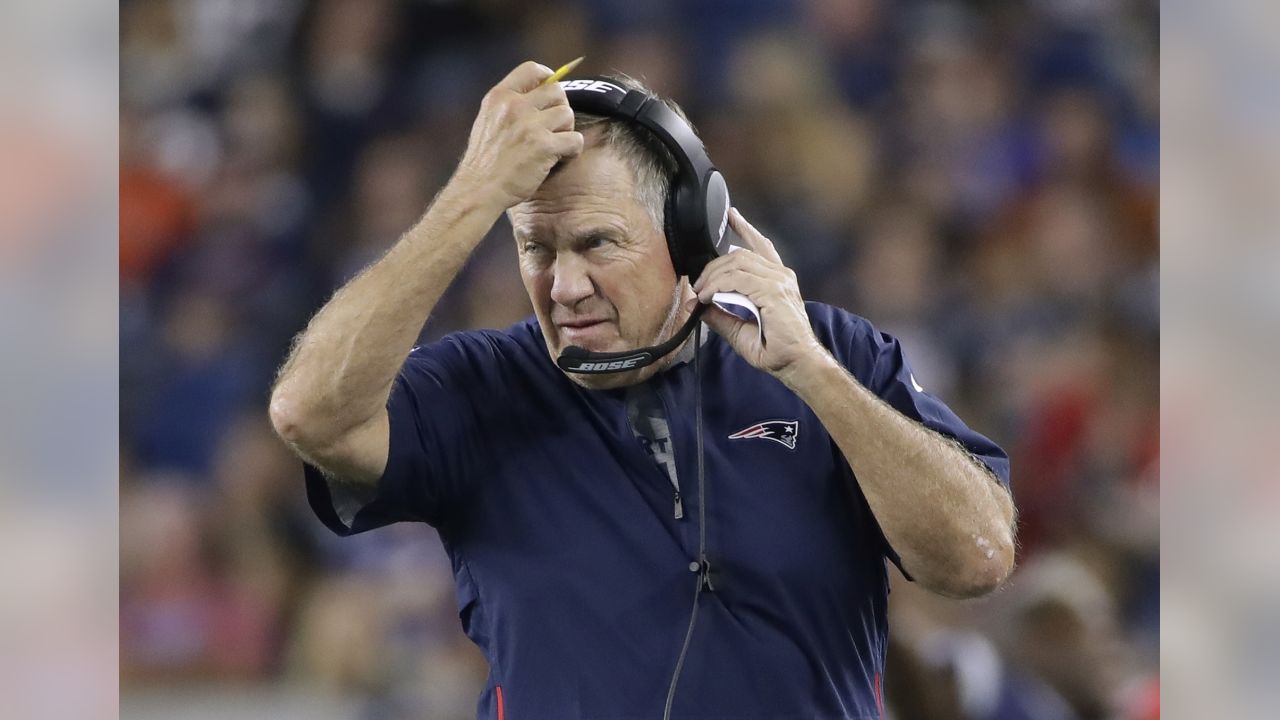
[528,81,570,109]
[539,104,575,132]
[729,207,783,264]
[696,264,786,304]
[694,249,786,296]
[695,256,762,301]
[548,130,585,159]
[702,303,753,347]
[499,60,555,93]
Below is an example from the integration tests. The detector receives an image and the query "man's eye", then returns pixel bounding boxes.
[585,236,611,249]
[523,242,546,255]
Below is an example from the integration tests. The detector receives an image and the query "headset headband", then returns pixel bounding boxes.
[558,79,715,194]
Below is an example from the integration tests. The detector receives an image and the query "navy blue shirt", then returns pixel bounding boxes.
[306,302,1010,720]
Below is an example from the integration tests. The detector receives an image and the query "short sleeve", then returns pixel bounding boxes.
[857,325,1010,489]
[304,337,491,535]
[811,305,1011,575]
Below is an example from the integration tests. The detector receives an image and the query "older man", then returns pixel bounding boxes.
[270,61,1015,720]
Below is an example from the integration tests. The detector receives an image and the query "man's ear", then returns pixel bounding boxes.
[678,275,695,297]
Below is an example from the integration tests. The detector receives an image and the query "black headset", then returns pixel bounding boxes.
[555,77,733,375]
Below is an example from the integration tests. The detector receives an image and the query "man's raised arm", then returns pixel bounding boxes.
[695,209,1016,598]
[268,61,584,483]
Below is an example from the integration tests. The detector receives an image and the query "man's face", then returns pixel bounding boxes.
[510,137,688,389]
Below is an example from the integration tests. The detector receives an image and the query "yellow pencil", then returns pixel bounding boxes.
[542,56,585,85]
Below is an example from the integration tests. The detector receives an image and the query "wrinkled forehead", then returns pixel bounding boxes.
[508,141,650,243]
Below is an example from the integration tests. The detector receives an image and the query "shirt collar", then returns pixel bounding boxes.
[664,322,710,369]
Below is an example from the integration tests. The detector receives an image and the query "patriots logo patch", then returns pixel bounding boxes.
[728,419,799,450]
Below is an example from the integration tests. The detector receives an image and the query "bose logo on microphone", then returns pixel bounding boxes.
[560,79,624,94]
[577,358,641,371]
[573,357,644,372]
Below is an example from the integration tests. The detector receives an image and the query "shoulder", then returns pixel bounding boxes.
[403,316,548,381]
[804,301,881,355]
[410,316,543,360]
[803,302,908,386]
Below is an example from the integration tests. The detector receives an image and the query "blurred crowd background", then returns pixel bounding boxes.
[119,0,1158,718]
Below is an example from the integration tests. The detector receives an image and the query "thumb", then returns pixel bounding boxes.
[702,303,751,348]
[500,60,555,93]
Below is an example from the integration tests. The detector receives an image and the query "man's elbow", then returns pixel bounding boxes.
[269,384,340,455]
[946,485,1018,598]
[952,544,1015,598]
[269,386,310,446]
[919,532,1016,599]
[269,385,388,485]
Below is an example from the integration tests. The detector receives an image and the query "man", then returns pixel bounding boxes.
[270,61,1015,719]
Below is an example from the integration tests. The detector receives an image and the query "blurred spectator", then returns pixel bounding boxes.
[120,103,197,288]
[121,476,235,680]
[129,287,257,476]
[986,551,1141,720]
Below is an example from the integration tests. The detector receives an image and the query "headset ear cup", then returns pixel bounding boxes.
[669,175,722,282]
[664,183,686,277]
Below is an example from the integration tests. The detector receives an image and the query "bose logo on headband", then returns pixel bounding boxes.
[560,79,624,94]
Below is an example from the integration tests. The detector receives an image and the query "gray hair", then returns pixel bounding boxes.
[570,73,694,230]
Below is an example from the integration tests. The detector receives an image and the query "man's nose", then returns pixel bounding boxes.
[549,253,595,307]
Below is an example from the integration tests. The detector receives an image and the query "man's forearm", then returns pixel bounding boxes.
[270,177,504,448]
[779,352,1016,598]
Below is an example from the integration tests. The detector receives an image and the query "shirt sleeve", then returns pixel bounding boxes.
[815,305,1012,575]
[304,337,490,535]
[856,324,1010,489]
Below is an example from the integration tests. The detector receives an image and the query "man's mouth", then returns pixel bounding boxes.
[557,318,607,328]
[555,317,612,344]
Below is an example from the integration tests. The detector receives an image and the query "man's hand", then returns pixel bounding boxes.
[692,208,827,381]
[455,61,585,210]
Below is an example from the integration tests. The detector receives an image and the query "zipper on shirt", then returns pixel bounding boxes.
[651,382,685,521]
